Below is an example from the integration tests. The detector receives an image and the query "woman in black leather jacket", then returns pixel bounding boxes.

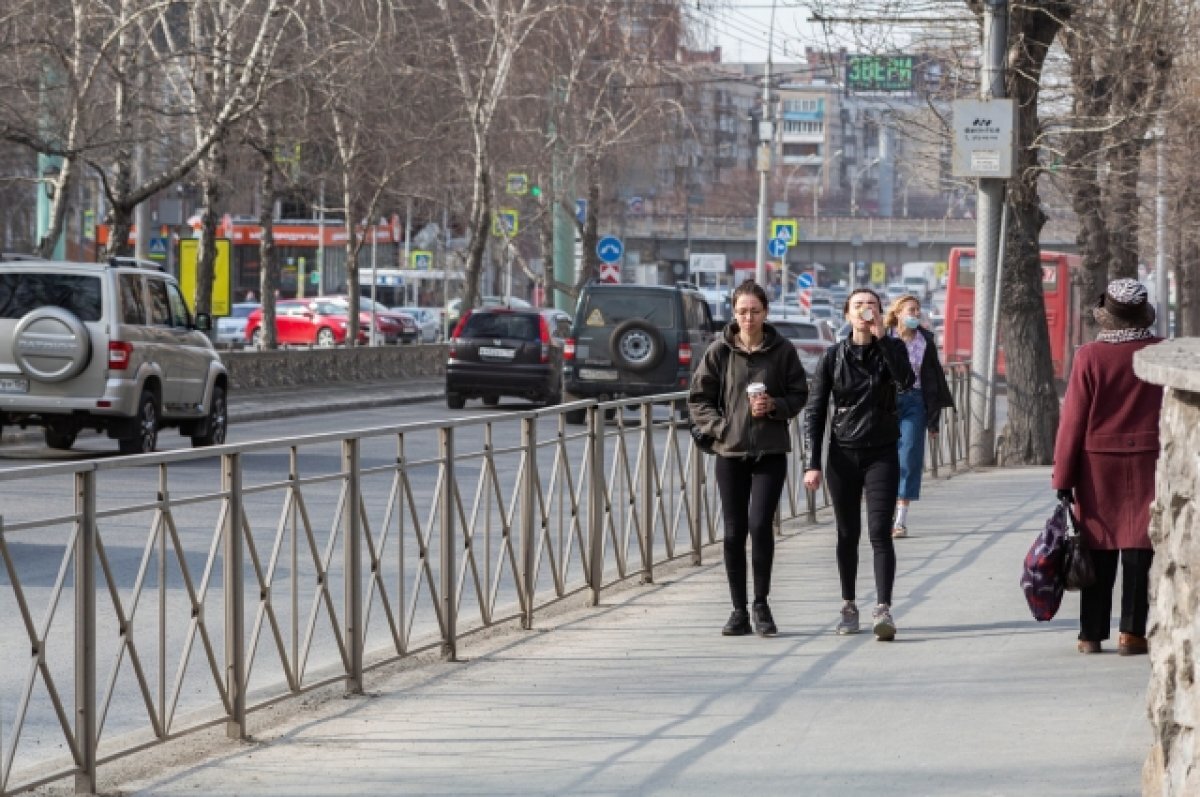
[803,288,914,641]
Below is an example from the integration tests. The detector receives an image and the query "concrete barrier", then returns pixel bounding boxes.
[220,344,448,390]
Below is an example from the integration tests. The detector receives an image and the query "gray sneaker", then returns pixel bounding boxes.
[836,602,860,635]
[872,604,896,641]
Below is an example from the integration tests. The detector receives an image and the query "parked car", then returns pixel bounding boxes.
[446,308,566,408]
[216,302,260,346]
[771,317,836,375]
[561,282,715,424]
[393,306,442,343]
[0,257,228,453]
[243,298,398,345]
[447,295,532,326]
[328,296,418,344]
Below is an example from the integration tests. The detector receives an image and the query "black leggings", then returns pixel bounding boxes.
[1079,548,1153,641]
[825,442,899,605]
[715,454,788,608]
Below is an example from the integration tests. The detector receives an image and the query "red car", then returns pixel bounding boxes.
[326,296,419,344]
[244,298,400,347]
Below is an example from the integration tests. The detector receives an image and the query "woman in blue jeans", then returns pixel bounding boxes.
[884,295,954,538]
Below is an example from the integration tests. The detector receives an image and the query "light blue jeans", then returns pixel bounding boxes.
[896,389,926,501]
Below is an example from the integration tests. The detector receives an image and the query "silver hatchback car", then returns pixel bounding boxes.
[0,258,229,453]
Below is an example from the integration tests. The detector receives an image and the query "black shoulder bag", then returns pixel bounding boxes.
[690,347,729,456]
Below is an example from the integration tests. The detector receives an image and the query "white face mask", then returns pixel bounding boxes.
[902,316,921,330]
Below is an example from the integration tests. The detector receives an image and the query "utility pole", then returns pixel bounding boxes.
[1155,122,1169,337]
[968,0,1008,467]
[753,0,777,287]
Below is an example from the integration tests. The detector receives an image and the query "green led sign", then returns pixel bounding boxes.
[847,55,915,93]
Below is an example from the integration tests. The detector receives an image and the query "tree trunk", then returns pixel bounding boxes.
[258,144,279,350]
[996,2,1071,467]
[463,167,491,312]
[1106,139,1141,280]
[194,142,224,317]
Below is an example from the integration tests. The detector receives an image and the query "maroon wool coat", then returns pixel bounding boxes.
[1051,337,1163,550]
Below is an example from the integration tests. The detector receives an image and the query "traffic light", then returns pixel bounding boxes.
[530,184,542,198]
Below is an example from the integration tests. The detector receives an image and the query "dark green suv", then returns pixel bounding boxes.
[562,283,715,424]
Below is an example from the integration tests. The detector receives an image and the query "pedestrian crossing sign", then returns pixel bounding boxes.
[770,219,798,247]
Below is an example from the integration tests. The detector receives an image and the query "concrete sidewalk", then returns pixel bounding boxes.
[71,466,1148,797]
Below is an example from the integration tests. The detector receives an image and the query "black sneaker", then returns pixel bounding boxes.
[722,608,752,636]
[752,602,778,636]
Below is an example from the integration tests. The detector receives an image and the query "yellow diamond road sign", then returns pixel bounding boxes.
[770,219,798,247]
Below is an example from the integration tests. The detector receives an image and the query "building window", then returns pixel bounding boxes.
[784,120,824,135]
[783,98,821,113]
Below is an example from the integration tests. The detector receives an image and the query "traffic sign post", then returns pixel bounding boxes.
[796,271,815,313]
[505,173,529,195]
[767,237,788,258]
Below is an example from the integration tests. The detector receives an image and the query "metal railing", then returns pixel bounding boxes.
[0,367,969,794]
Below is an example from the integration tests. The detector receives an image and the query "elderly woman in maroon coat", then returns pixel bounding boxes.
[1052,278,1163,656]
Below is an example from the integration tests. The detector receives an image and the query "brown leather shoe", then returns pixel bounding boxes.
[1077,639,1102,654]
[1118,633,1148,656]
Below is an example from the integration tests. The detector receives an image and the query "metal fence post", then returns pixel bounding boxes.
[519,416,537,628]
[688,436,703,566]
[222,452,245,739]
[639,402,655,584]
[343,438,363,694]
[588,405,605,605]
[74,469,96,794]
[439,426,457,661]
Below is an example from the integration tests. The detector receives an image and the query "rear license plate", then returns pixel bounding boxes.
[0,377,29,394]
[479,346,515,359]
[578,368,619,381]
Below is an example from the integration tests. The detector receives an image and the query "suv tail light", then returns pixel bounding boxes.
[564,338,575,361]
[108,341,133,370]
[538,315,552,363]
[448,311,470,358]
[678,342,692,367]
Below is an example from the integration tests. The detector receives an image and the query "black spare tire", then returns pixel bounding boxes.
[11,307,91,382]
[609,319,664,373]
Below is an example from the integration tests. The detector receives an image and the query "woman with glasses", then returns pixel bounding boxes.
[688,280,809,637]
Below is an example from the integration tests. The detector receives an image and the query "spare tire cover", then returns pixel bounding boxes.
[610,318,665,373]
[11,306,92,382]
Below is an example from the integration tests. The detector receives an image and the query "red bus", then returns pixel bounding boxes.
[942,247,1083,381]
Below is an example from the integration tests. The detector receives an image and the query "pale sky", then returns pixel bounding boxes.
[695,1,824,64]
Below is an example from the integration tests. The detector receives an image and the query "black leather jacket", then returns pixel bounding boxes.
[803,335,915,471]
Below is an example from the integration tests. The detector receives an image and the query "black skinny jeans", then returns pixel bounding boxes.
[825,441,899,606]
[715,453,788,609]
[1079,548,1153,642]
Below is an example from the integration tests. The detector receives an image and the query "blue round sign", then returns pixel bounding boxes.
[597,235,624,264]
[796,272,814,289]
[767,237,788,258]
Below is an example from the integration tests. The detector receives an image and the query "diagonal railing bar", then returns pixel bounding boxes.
[607,415,642,580]
[533,425,589,597]
[92,522,164,745]
[253,493,303,691]
[242,510,299,694]
[290,486,350,685]
[0,523,82,789]
[480,454,524,625]
[401,461,446,653]
[160,501,231,732]
[358,488,403,657]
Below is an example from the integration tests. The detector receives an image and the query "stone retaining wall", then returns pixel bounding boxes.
[220,344,447,390]
[1135,339,1200,797]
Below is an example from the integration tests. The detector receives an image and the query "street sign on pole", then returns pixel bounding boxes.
[770,219,799,247]
[492,209,519,237]
[796,272,814,290]
[575,199,587,225]
[767,237,788,258]
[505,173,529,195]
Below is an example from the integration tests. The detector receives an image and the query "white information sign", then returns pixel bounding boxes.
[952,99,1016,179]
[689,253,727,274]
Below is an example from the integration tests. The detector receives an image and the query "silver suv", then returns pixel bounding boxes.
[0,258,228,453]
